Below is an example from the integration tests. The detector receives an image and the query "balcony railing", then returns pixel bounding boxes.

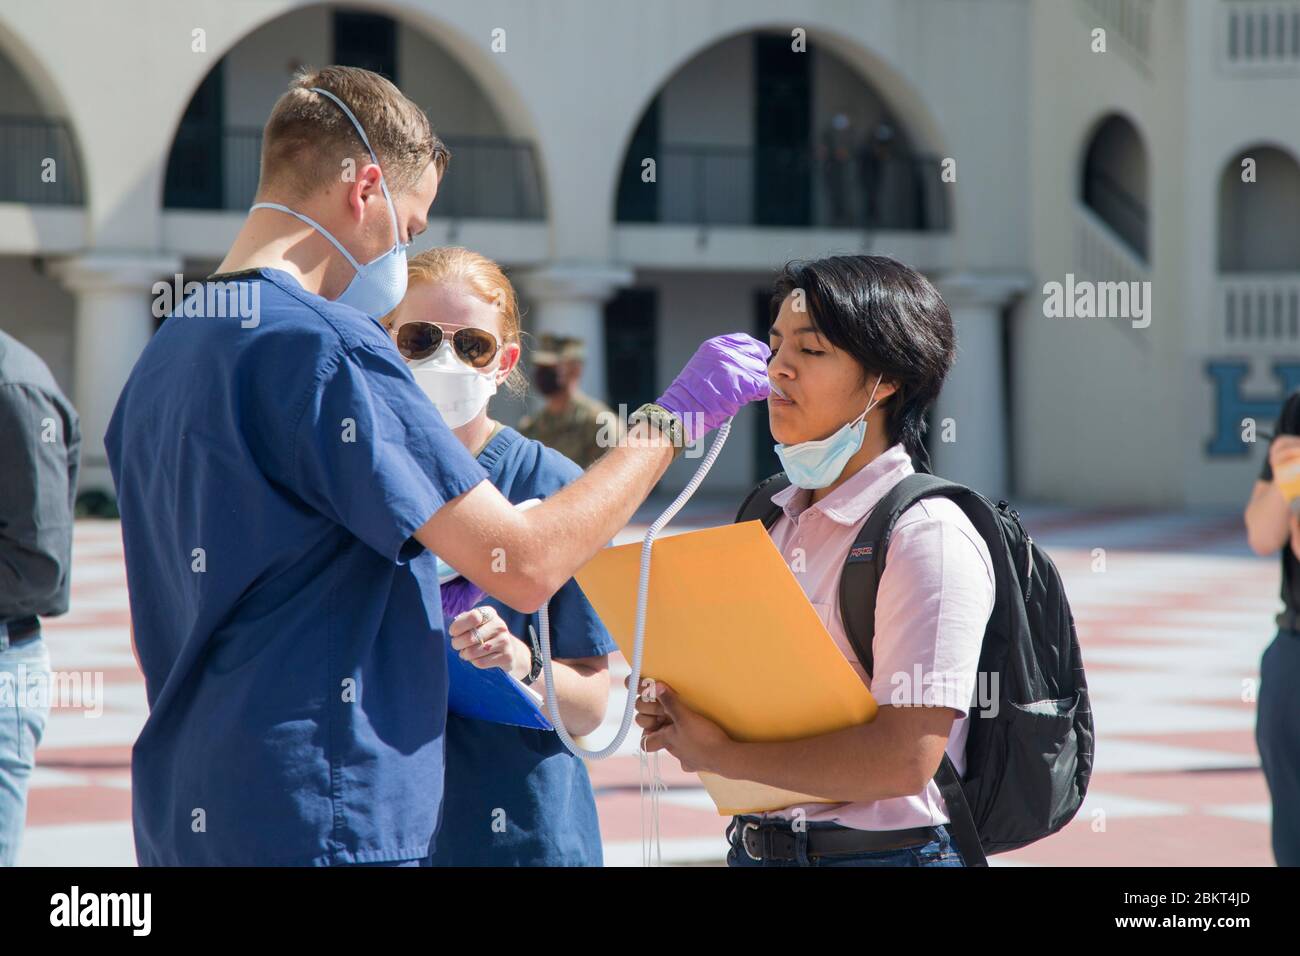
[0,115,85,205]
[1077,0,1154,73]
[1218,273,1300,349]
[163,124,546,220]
[1075,202,1149,288]
[617,143,948,231]
[1220,1,1300,72]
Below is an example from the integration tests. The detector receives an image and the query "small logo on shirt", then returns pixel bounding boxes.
[847,544,875,562]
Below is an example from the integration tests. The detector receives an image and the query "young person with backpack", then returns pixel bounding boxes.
[635,255,1093,867]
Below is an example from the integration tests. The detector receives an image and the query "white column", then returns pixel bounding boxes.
[930,273,1029,500]
[515,262,633,402]
[50,253,182,496]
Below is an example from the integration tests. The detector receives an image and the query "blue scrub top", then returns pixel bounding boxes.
[104,268,489,866]
[430,425,616,866]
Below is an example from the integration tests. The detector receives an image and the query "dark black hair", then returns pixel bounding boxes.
[770,255,954,462]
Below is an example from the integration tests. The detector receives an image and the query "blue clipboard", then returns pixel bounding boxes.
[439,499,553,731]
[445,632,553,730]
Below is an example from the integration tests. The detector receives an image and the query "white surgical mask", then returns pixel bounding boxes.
[409,340,500,428]
[773,374,885,489]
[251,87,409,318]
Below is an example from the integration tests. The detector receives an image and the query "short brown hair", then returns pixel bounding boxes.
[259,65,450,201]
[385,247,529,399]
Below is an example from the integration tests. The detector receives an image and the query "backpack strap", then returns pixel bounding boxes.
[838,472,990,867]
[734,472,792,530]
[838,473,965,674]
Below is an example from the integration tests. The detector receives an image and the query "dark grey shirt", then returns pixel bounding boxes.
[0,330,80,623]
[1261,390,1300,625]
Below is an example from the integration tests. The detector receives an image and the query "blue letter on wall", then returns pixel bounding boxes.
[1206,361,1300,456]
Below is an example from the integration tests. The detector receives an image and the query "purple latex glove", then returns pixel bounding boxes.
[656,333,772,442]
[441,576,486,625]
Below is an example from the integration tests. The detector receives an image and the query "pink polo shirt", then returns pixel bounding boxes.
[762,443,995,832]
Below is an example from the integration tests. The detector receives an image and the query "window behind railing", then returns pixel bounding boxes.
[333,11,398,82]
[434,136,546,221]
[163,124,546,220]
[1078,0,1154,66]
[0,115,85,205]
[617,143,948,231]
[1222,0,1300,70]
[1082,167,1148,260]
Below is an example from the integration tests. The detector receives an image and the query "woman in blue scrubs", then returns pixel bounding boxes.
[383,247,615,866]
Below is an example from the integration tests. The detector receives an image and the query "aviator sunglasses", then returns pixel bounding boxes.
[394,321,501,369]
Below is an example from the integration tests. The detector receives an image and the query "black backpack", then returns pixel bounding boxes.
[736,470,1095,866]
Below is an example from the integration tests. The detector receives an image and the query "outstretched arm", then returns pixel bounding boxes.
[419,333,772,611]
[417,419,675,612]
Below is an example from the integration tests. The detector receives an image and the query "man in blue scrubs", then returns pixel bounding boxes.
[106,66,770,865]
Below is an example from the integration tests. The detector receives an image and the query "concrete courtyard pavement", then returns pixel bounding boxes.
[17,494,1284,867]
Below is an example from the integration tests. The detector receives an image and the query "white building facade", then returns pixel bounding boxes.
[0,0,1294,506]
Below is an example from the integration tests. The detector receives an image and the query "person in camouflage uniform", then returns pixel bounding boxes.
[518,335,621,469]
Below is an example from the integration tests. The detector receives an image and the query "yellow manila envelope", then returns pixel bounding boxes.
[573,520,877,815]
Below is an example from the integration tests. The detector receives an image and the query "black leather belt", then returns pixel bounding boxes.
[729,817,941,862]
[2,616,40,648]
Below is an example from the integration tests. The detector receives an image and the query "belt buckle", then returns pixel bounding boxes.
[741,821,763,861]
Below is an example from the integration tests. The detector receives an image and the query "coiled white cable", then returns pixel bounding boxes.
[537,418,732,760]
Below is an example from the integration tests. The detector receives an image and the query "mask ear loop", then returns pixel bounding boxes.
[309,86,404,250]
[857,372,886,427]
[248,202,363,271]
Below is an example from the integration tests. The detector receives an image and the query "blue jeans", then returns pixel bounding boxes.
[0,634,51,866]
[725,816,966,867]
[1257,628,1300,867]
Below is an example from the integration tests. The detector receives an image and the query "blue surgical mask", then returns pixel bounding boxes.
[251,87,409,318]
[774,374,884,490]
